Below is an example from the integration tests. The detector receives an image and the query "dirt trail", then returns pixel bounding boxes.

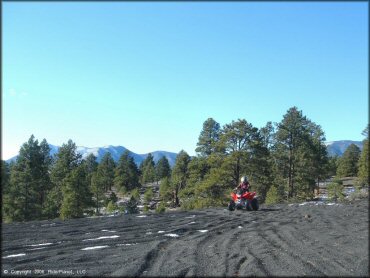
[2,199,368,277]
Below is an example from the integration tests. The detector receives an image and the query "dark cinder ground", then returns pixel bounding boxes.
[2,199,369,277]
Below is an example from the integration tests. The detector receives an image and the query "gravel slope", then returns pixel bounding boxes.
[2,199,368,277]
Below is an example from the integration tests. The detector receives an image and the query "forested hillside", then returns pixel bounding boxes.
[2,107,368,223]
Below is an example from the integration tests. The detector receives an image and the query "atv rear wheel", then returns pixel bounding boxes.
[228,200,235,211]
[251,198,259,211]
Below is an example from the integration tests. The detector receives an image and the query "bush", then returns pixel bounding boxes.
[131,188,140,200]
[144,188,154,203]
[106,201,118,213]
[327,178,345,202]
[265,185,285,205]
[156,202,166,213]
[143,204,149,212]
[126,195,139,214]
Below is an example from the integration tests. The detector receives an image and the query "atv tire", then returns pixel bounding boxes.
[228,201,235,211]
[251,198,259,211]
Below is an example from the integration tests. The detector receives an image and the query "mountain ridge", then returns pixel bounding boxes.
[6,140,364,165]
[6,144,178,167]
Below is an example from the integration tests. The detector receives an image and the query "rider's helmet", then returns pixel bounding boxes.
[241,176,248,183]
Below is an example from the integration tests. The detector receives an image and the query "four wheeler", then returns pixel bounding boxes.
[228,189,259,211]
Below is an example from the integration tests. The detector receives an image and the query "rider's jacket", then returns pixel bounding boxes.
[237,181,250,192]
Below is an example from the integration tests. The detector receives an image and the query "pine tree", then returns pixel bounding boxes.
[171,150,190,207]
[99,153,116,191]
[220,119,257,187]
[159,177,173,203]
[155,156,171,181]
[60,164,93,219]
[90,171,106,214]
[3,135,52,222]
[358,126,369,186]
[140,153,156,184]
[1,160,10,195]
[44,139,82,219]
[336,144,361,177]
[272,107,327,199]
[195,118,221,156]
[114,151,140,191]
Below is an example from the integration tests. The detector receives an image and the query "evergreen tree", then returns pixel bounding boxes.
[44,139,82,219]
[195,118,221,156]
[1,160,10,195]
[358,126,369,186]
[171,150,190,207]
[90,171,106,214]
[83,153,98,196]
[220,119,257,187]
[144,187,154,203]
[114,151,140,191]
[3,135,52,222]
[99,153,116,191]
[60,164,93,219]
[126,195,139,214]
[327,156,339,177]
[140,153,156,184]
[327,178,345,202]
[159,177,173,203]
[155,156,171,181]
[272,107,327,199]
[84,153,98,175]
[336,144,361,177]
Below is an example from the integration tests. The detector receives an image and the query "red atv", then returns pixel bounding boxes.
[228,189,259,211]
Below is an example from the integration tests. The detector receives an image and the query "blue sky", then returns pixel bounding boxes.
[2,2,368,159]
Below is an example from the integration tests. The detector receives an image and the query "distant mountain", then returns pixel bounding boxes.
[325,140,363,157]
[7,144,178,167]
[7,140,364,165]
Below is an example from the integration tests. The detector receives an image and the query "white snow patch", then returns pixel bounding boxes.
[164,233,179,238]
[41,223,56,227]
[238,226,243,229]
[136,215,147,218]
[83,235,120,241]
[3,253,26,258]
[117,243,138,246]
[188,222,196,225]
[102,229,116,233]
[146,232,153,235]
[81,245,109,251]
[27,243,53,247]
[158,231,165,233]
[197,230,208,233]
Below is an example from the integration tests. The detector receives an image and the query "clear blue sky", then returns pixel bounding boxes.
[2,2,368,159]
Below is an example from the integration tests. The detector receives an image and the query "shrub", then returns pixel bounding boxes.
[144,188,154,203]
[106,201,117,213]
[265,185,285,205]
[156,202,166,213]
[327,178,345,202]
[131,188,140,200]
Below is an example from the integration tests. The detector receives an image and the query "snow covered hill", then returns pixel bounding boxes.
[7,144,178,167]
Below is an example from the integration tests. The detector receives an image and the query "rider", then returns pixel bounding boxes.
[235,176,250,194]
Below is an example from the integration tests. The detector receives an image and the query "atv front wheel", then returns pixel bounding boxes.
[228,200,235,211]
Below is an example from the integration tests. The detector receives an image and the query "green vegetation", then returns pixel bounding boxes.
[144,188,154,203]
[140,153,156,184]
[327,178,345,202]
[336,144,361,177]
[2,108,367,222]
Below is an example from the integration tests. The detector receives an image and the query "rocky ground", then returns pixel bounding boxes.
[2,199,368,277]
